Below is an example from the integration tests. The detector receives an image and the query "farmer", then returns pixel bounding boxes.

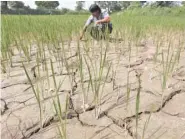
[79,4,113,40]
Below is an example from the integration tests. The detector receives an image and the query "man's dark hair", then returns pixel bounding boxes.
[89,4,101,13]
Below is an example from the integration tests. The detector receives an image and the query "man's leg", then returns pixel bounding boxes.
[101,23,113,40]
[90,24,112,40]
[108,23,113,33]
[90,26,101,40]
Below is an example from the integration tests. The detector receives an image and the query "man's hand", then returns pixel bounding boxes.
[95,20,101,25]
[79,32,84,40]
[79,35,83,40]
[79,26,87,40]
[96,17,110,25]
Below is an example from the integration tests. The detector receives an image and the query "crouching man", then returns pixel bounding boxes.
[80,4,113,40]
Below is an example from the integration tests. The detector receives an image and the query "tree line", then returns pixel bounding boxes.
[1,1,86,15]
[1,1,185,15]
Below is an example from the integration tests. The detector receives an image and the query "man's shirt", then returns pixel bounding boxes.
[85,11,111,26]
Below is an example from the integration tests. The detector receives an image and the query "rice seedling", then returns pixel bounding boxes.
[60,39,78,97]
[22,63,43,127]
[77,41,88,111]
[135,72,142,139]
[50,59,68,139]
[83,40,111,119]
[126,40,132,109]
[161,39,183,90]
[112,53,122,103]
[153,41,162,63]
[142,113,151,139]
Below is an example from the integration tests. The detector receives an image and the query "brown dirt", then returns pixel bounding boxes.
[1,38,185,139]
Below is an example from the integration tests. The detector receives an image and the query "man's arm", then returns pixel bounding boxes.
[80,16,92,40]
[96,11,110,24]
[80,25,88,40]
[96,17,110,24]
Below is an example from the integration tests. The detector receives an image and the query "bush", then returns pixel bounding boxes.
[121,6,185,16]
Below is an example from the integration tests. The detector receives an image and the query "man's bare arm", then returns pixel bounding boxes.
[80,26,88,40]
[96,17,110,24]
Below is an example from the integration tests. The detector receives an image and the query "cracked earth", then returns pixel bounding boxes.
[1,38,185,139]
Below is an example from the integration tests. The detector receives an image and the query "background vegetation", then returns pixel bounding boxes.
[1,1,185,15]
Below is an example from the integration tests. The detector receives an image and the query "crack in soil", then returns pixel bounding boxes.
[3,47,184,139]
[96,89,184,138]
[120,89,184,122]
[21,68,95,138]
[1,97,35,115]
[1,53,78,90]
[1,98,9,115]
[20,78,184,138]
[21,107,96,138]
[104,112,134,137]
[1,82,29,89]
[125,60,144,68]
[77,114,97,127]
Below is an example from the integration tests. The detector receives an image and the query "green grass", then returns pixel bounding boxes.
[1,15,88,53]
[2,14,185,54]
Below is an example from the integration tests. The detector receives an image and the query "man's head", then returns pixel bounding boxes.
[89,4,101,17]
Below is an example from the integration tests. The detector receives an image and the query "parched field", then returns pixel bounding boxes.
[1,15,185,139]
